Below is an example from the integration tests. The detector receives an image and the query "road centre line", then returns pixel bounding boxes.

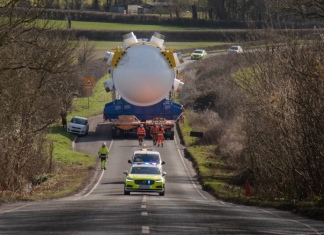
[174,135,207,199]
[142,226,150,233]
[142,211,148,216]
[142,195,147,202]
[141,205,147,208]
[74,140,114,200]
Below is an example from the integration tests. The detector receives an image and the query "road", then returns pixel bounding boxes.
[0,115,324,234]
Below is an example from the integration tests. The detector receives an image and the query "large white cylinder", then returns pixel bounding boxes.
[112,44,175,106]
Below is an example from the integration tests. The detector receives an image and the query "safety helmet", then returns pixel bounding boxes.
[102,142,106,147]
[140,124,143,127]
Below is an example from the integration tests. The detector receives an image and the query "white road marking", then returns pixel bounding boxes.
[141,205,147,209]
[142,195,147,202]
[142,226,150,233]
[0,204,32,215]
[174,136,207,199]
[74,140,113,200]
[260,209,322,235]
[141,211,148,216]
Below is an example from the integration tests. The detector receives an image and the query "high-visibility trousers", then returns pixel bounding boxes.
[151,133,158,141]
[138,134,145,140]
[157,134,164,144]
[100,156,107,169]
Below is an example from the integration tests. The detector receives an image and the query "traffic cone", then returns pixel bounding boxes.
[245,179,251,197]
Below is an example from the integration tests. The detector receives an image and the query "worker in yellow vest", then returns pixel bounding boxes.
[98,142,109,170]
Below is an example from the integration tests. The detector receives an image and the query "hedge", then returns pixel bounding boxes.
[54,29,249,42]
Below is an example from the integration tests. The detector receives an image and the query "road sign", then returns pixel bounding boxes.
[177,74,186,82]
[83,77,94,89]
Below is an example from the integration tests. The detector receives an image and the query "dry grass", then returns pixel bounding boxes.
[0,164,95,204]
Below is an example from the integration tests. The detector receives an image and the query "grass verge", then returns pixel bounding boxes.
[51,20,221,31]
[67,74,111,119]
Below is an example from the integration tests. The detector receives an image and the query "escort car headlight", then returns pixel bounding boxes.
[155,178,163,183]
[126,177,134,182]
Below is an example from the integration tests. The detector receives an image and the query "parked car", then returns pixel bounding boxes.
[67,116,89,136]
[228,45,243,54]
[191,49,207,60]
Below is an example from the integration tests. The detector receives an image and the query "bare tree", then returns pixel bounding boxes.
[267,0,324,19]
[0,2,89,194]
[236,30,324,199]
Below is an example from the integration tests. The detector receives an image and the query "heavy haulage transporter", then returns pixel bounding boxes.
[103,32,184,140]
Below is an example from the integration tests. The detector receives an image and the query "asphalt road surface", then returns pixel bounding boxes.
[0,115,324,234]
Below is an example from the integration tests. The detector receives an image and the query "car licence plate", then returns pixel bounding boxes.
[139,185,150,189]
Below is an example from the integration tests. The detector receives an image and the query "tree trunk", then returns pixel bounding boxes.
[192,4,197,19]
[209,8,213,20]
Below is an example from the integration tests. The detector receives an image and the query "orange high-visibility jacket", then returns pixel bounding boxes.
[150,126,159,134]
[137,127,146,136]
[157,128,165,142]
[157,128,165,136]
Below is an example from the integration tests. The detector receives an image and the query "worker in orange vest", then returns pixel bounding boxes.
[137,123,146,146]
[157,124,165,147]
[150,122,159,146]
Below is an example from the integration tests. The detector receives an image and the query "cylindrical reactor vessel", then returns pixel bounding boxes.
[112,44,175,106]
[105,32,185,107]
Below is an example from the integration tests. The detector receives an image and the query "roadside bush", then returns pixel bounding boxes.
[236,31,324,200]
[181,54,247,170]
[187,110,224,145]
